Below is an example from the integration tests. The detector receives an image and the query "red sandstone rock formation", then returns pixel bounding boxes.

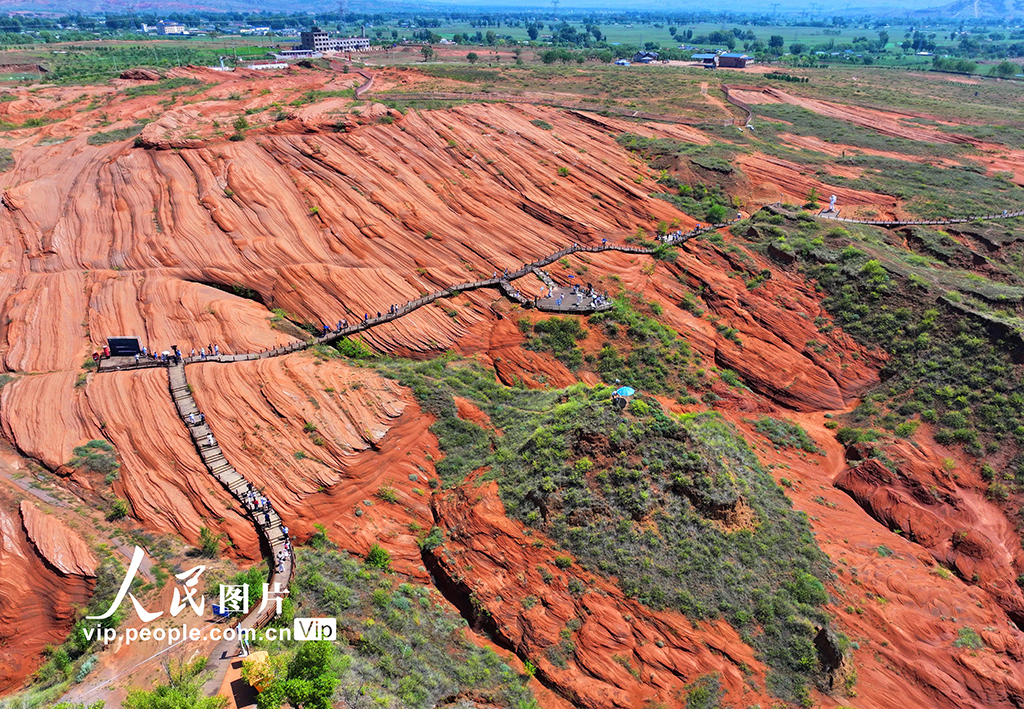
[0,67,1023,708]
[0,495,94,693]
[19,501,97,577]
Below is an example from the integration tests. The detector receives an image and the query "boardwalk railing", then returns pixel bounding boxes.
[817,208,1024,227]
[96,223,731,373]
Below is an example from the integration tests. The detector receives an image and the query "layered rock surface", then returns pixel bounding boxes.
[0,66,1023,709]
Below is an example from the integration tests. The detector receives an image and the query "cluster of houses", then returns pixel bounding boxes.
[619,50,751,68]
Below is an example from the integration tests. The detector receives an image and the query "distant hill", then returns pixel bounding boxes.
[914,0,1024,19]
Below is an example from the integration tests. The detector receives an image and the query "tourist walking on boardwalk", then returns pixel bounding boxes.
[207,433,214,447]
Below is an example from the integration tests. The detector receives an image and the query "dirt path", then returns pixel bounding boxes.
[701,81,735,120]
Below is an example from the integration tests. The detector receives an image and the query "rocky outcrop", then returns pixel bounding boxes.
[119,68,161,81]
[19,501,97,577]
[0,496,94,693]
[428,479,773,709]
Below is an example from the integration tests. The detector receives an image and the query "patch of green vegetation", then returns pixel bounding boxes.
[383,358,832,702]
[525,317,587,370]
[530,118,553,130]
[754,417,823,453]
[588,292,696,395]
[21,550,127,704]
[937,123,1024,151]
[617,132,741,178]
[742,211,1024,464]
[123,658,226,709]
[196,527,225,558]
[826,155,1024,219]
[416,65,502,84]
[69,439,120,482]
[615,134,738,222]
[252,547,536,709]
[953,627,985,650]
[106,497,130,521]
[0,148,13,172]
[123,77,205,98]
[86,124,144,146]
[290,88,356,106]
[333,336,375,359]
[685,673,726,709]
[755,103,967,158]
[365,543,391,571]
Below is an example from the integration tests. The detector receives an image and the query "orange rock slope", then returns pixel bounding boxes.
[0,66,1023,708]
[0,492,95,693]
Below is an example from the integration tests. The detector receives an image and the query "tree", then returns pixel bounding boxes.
[790,42,806,55]
[768,35,785,52]
[254,641,340,709]
[991,60,1021,78]
[804,187,820,209]
[527,24,539,41]
[705,204,728,223]
[877,30,889,48]
[420,45,434,61]
[466,52,479,63]
[669,26,677,37]
[281,641,339,709]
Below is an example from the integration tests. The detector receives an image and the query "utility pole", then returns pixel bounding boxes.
[552,0,560,17]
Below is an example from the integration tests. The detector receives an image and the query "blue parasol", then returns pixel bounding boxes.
[615,386,636,397]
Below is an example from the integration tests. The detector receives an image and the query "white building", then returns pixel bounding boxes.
[157,21,186,35]
[299,27,370,53]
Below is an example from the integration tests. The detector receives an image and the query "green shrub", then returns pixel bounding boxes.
[685,673,725,709]
[385,357,831,702]
[365,543,391,571]
[87,124,143,146]
[526,317,587,370]
[123,658,222,709]
[953,627,984,650]
[754,417,822,453]
[334,337,375,359]
[197,527,224,558]
[69,439,120,481]
[106,498,130,521]
[376,481,399,504]
[418,526,445,551]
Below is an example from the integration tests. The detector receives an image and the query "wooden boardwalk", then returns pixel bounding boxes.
[166,363,293,693]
